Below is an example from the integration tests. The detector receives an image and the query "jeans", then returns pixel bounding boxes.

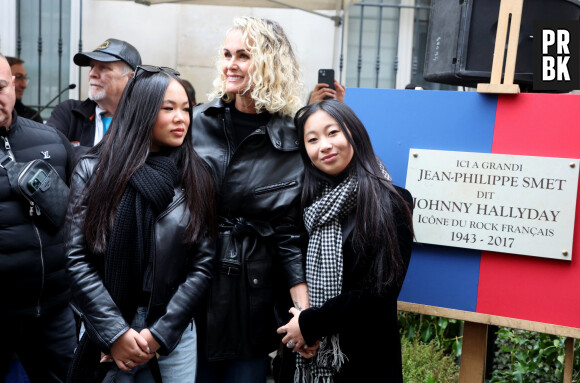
[196,356,271,383]
[103,307,197,383]
[0,304,77,383]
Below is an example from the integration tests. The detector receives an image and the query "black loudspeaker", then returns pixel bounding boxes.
[424,0,580,88]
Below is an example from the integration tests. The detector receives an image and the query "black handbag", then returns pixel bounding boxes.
[0,137,69,227]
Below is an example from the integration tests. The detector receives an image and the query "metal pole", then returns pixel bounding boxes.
[58,0,63,102]
[16,0,21,58]
[37,0,43,108]
[356,4,365,87]
[78,0,83,98]
[375,0,384,88]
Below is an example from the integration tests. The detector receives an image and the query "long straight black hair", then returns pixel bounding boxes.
[81,69,216,253]
[294,100,413,294]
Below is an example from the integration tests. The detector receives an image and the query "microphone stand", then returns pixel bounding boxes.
[30,84,76,121]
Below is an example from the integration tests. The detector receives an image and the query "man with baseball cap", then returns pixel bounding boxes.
[47,38,141,156]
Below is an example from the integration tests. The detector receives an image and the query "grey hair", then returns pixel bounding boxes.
[120,61,134,77]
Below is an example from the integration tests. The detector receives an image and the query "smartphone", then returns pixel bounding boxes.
[27,169,48,192]
[318,69,335,90]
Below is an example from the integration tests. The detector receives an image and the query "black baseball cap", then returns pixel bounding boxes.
[73,38,142,70]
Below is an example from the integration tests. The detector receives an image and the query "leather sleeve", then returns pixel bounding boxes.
[273,201,307,289]
[65,158,130,353]
[148,237,216,355]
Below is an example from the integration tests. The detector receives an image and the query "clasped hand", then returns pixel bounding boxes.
[276,307,320,359]
[101,328,160,371]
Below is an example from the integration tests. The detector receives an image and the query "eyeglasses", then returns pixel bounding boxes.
[14,74,30,84]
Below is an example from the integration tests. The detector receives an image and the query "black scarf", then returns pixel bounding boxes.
[104,154,178,322]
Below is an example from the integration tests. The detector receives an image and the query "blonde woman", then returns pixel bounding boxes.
[192,16,309,383]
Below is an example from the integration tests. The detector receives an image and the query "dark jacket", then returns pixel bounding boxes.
[46,98,97,160]
[0,111,74,317]
[66,155,216,355]
[298,186,414,383]
[192,99,306,361]
[15,99,43,123]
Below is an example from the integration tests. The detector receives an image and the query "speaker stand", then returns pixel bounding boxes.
[477,0,523,94]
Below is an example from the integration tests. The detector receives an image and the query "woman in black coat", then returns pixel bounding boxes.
[277,100,414,383]
[192,17,309,383]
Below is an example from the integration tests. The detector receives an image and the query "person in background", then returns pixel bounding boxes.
[182,79,197,105]
[47,38,141,157]
[278,100,414,383]
[66,65,216,382]
[0,52,76,383]
[192,16,309,383]
[307,80,345,104]
[5,56,43,123]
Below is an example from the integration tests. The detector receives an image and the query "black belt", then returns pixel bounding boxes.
[218,217,274,276]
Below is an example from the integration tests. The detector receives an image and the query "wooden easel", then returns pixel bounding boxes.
[477,0,523,94]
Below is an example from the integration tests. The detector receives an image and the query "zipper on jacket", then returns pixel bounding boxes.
[32,222,45,317]
[222,110,232,160]
[17,161,41,216]
[1,136,15,161]
[254,180,298,195]
[221,112,232,192]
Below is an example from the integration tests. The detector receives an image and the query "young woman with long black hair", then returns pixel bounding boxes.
[66,65,216,382]
[277,100,414,383]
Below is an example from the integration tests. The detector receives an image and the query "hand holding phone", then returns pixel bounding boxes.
[309,69,345,104]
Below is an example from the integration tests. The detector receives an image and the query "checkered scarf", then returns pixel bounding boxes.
[296,175,358,383]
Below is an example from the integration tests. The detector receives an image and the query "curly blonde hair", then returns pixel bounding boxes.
[209,17,304,117]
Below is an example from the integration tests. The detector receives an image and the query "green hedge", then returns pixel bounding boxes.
[402,337,460,383]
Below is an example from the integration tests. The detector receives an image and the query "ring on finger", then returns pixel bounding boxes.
[124,360,132,366]
[287,340,295,348]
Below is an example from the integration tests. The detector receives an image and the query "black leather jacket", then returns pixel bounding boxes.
[192,99,306,360]
[66,156,215,355]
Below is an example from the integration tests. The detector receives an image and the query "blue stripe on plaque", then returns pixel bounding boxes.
[344,88,497,311]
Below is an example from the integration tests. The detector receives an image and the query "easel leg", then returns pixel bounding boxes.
[459,321,488,383]
[563,337,575,383]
